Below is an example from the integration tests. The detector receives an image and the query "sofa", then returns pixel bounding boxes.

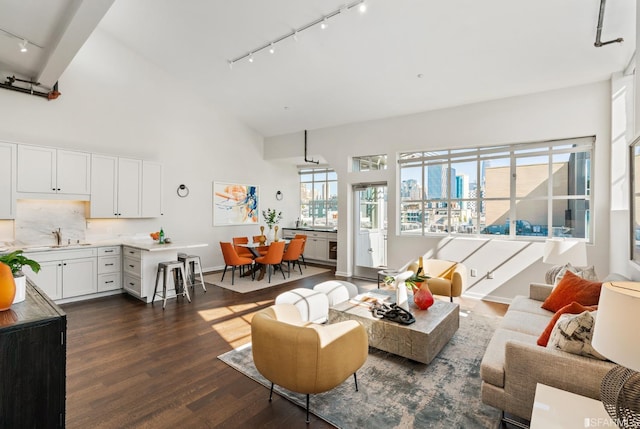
[480,282,615,422]
[402,258,468,301]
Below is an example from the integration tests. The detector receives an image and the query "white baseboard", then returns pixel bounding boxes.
[463,290,513,305]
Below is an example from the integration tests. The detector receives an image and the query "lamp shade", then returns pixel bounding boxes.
[592,282,640,372]
[542,239,587,266]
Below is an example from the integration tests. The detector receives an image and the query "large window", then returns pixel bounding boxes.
[299,168,338,227]
[399,137,593,240]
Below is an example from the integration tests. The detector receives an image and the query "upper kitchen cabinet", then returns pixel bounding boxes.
[90,155,142,218]
[17,145,91,199]
[0,142,16,219]
[142,161,163,218]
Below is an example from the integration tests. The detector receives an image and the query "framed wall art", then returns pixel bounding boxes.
[213,182,259,226]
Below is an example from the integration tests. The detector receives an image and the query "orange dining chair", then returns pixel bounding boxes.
[232,237,255,259]
[220,242,254,285]
[294,234,308,268]
[255,241,286,283]
[252,236,268,256]
[282,238,304,277]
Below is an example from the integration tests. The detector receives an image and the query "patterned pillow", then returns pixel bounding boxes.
[552,263,598,286]
[546,311,607,360]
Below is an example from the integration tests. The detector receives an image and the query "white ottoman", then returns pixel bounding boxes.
[313,280,358,307]
[275,288,329,323]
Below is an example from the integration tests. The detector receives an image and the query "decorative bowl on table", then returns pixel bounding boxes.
[150,232,160,241]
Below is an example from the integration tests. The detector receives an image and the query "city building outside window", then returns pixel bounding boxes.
[299,168,338,227]
[398,137,593,240]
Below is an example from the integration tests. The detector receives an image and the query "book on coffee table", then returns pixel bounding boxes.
[350,292,391,307]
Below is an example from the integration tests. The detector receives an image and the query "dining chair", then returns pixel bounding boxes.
[220,242,254,285]
[294,234,308,268]
[254,241,286,283]
[252,235,268,256]
[232,236,255,259]
[281,238,304,277]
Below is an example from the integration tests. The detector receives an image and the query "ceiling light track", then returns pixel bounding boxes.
[594,0,623,47]
[0,27,44,51]
[228,0,366,66]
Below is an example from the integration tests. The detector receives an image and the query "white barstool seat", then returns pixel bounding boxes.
[275,288,329,323]
[313,280,358,307]
[178,254,206,293]
[152,260,191,309]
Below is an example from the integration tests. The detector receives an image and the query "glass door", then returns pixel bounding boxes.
[353,183,387,279]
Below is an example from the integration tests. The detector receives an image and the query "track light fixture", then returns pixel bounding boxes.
[228,0,367,68]
[0,28,43,53]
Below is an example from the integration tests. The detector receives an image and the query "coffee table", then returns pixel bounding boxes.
[328,290,459,364]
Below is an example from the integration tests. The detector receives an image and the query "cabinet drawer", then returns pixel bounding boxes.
[122,247,142,259]
[98,256,121,274]
[98,246,120,256]
[98,273,121,292]
[123,256,141,276]
[123,274,141,297]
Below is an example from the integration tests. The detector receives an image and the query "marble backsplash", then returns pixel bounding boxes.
[15,200,87,246]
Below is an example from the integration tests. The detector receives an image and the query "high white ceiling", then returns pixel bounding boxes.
[0,1,636,137]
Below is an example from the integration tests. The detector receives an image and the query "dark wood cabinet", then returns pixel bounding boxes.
[0,280,66,428]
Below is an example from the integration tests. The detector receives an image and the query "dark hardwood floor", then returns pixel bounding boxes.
[62,268,508,428]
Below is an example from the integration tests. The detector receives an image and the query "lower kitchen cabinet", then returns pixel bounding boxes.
[23,248,98,300]
[0,280,66,428]
[282,228,337,264]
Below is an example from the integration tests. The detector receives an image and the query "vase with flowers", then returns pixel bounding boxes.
[262,208,283,241]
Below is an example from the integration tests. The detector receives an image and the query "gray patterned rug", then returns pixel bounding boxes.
[218,310,502,428]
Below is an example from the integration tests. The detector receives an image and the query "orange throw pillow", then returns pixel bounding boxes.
[537,301,598,346]
[541,270,602,312]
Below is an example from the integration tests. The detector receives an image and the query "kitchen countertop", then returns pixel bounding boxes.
[3,240,207,254]
[282,227,338,233]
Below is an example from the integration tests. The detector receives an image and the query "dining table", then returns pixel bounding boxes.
[238,239,290,281]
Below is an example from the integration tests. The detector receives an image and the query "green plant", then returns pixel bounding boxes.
[262,208,283,228]
[404,267,429,292]
[0,250,41,276]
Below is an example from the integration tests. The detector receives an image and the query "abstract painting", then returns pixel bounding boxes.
[213,182,259,226]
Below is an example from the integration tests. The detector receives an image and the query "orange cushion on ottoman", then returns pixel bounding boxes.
[537,301,598,347]
[541,270,602,312]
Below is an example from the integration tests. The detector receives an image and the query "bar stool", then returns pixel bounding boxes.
[152,261,191,309]
[178,253,206,293]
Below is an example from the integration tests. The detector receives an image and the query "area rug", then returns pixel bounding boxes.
[204,266,329,293]
[218,310,501,428]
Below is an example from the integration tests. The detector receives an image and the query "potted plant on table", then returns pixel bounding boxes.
[383,266,434,310]
[262,208,283,241]
[0,250,41,307]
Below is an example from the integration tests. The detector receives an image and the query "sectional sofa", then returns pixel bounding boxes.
[479,282,615,422]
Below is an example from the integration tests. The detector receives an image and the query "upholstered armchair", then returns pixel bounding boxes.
[251,304,368,423]
[407,259,468,302]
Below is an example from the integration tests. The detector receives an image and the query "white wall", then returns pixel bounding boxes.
[266,81,613,303]
[0,29,300,270]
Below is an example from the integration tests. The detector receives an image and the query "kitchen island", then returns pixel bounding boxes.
[121,241,208,303]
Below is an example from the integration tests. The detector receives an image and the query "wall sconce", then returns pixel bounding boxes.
[276,190,283,201]
[176,184,189,198]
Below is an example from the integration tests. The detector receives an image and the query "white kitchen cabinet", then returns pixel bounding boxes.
[27,260,62,300]
[117,158,142,217]
[89,155,142,218]
[282,229,337,264]
[22,248,98,300]
[97,246,121,292]
[17,145,90,197]
[0,142,16,219]
[142,161,163,218]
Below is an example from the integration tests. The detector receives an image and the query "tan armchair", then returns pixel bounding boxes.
[251,304,368,423]
[407,259,468,302]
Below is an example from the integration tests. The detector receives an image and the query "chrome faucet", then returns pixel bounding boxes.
[53,228,61,245]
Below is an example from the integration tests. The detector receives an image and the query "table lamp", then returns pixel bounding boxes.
[542,238,587,266]
[592,282,640,428]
